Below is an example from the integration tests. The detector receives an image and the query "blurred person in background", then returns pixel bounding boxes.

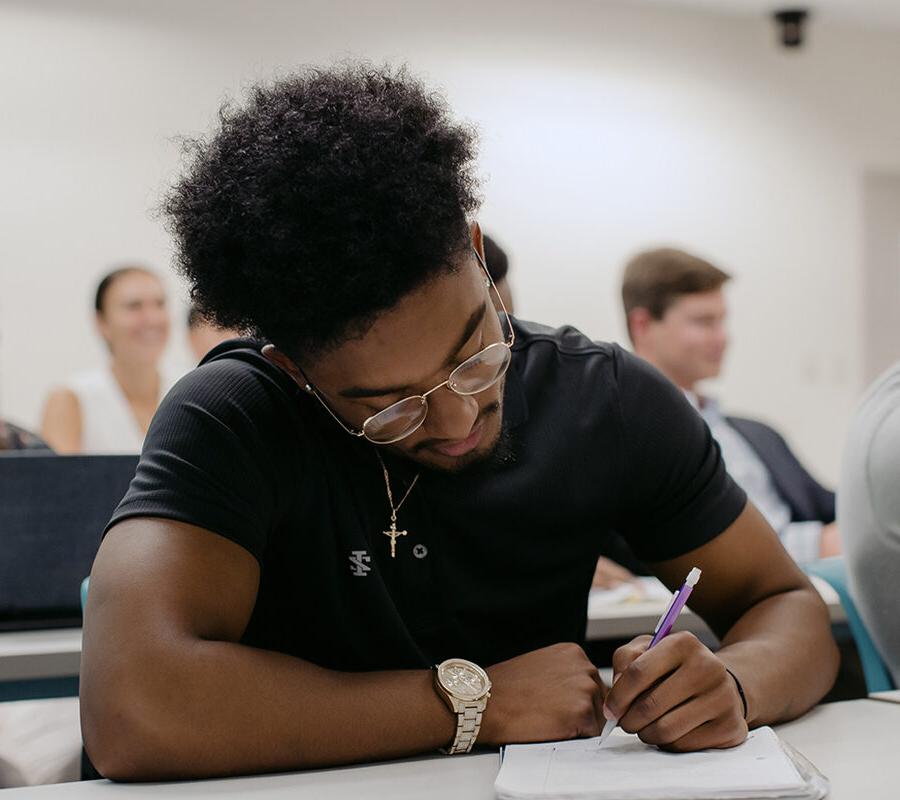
[610,247,838,571]
[0,324,50,451]
[187,304,242,363]
[482,234,514,314]
[0,419,49,451]
[41,266,177,454]
[839,360,900,686]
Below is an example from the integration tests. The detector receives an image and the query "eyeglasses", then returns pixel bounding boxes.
[302,247,515,444]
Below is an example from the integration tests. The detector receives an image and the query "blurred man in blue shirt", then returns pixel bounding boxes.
[618,247,838,566]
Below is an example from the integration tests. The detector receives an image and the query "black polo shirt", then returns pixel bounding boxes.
[107,319,746,671]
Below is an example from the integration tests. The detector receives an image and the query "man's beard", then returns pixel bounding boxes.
[412,400,517,478]
[450,422,516,478]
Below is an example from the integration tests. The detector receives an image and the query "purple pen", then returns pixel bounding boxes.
[598,567,702,746]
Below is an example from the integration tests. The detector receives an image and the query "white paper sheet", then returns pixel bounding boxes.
[495,727,825,800]
[587,577,676,610]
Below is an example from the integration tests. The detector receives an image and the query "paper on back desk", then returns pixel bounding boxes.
[587,577,675,610]
[495,727,823,800]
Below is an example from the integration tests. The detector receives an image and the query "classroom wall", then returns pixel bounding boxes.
[2,0,900,484]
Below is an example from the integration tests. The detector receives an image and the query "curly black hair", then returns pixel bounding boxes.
[164,63,480,358]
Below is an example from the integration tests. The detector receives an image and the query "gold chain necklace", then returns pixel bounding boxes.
[375,451,420,558]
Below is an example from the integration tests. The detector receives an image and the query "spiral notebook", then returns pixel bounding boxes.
[495,726,828,800]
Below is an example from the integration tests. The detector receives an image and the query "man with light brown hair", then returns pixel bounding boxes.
[620,247,839,565]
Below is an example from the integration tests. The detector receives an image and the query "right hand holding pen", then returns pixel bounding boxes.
[604,633,748,751]
[479,643,608,745]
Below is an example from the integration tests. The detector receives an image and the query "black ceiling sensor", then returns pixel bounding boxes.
[773,9,810,48]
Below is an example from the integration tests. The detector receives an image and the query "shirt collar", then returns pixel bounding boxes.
[682,389,722,418]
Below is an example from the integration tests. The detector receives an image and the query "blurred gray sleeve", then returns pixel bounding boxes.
[841,403,900,687]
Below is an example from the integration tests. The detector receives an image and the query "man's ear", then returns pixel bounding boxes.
[261,344,314,393]
[94,312,110,343]
[470,220,484,262]
[626,308,653,348]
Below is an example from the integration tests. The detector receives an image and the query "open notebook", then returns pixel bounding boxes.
[495,727,828,800]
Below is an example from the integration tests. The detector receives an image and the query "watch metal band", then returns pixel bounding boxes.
[444,700,485,755]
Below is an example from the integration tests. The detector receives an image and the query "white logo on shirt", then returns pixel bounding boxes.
[349,550,372,577]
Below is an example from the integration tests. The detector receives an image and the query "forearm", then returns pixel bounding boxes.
[82,637,454,780]
[715,585,838,726]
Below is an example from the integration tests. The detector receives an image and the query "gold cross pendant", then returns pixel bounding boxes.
[383,523,408,558]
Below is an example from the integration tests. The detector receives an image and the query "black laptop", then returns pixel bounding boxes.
[0,453,138,631]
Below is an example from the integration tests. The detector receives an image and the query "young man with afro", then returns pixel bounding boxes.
[80,64,838,781]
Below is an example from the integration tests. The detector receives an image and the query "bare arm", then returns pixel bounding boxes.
[40,387,82,453]
[82,518,606,780]
[81,518,457,779]
[604,502,838,749]
[660,502,838,724]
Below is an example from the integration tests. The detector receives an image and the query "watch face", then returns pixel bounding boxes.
[438,659,489,701]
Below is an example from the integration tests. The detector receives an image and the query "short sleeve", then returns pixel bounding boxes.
[610,348,747,562]
[105,354,302,562]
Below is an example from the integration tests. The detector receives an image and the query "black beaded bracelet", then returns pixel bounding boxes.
[725,667,749,721]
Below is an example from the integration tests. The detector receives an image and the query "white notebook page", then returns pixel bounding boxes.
[496,727,811,800]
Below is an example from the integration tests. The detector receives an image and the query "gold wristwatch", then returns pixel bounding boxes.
[433,658,492,754]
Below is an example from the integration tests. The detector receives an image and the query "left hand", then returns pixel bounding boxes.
[818,523,841,558]
[603,632,748,751]
[591,557,636,589]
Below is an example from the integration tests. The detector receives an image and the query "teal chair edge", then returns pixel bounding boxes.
[805,557,895,693]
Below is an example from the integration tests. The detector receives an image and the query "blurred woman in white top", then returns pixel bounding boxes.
[41,266,175,454]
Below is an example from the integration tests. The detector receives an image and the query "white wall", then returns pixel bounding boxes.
[3,0,900,484]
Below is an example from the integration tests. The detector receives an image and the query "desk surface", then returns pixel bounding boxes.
[0,630,82,682]
[0,577,845,683]
[871,689,900,704]
[0,699,894,798]
[585,575,844,640]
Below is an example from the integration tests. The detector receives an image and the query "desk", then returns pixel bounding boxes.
[0,577,844,684]
[586,575,844,641]
[775,699,897,797]
[0,630,82,701]
[0,630,81,683]
[870,689,900,704]
[0,699,894,798]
